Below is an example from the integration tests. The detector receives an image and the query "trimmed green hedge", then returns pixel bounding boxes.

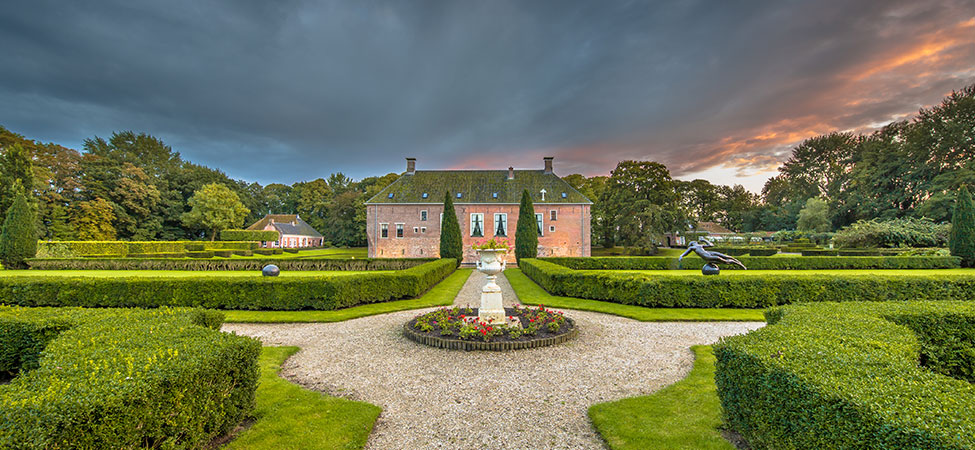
[747,248,778,256]
[2,259,456,310]
[714,302,975,449]
[35,241,260,258]
[127,252,186,258]
[219,229,279,241]
[801,249,887,256]
[521,259,975,308]
[0,306,260,448]
[708,247,750,256]
[541,256,962,270]
[27,257,433,271]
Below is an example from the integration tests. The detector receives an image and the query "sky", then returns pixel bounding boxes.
[1,0,973,192]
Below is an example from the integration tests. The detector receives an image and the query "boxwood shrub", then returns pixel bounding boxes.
[186,250,214,258]
[0,306,260,448]
[747,248,778,256]
[27,257,433,271]
[521,258,975,308]
[213,250,233,258]
[1,259,456,310]
[219,229,279,241]
[541,255,961,270]
[714,301,975,449]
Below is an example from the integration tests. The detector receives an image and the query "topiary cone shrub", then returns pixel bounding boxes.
[0,190,37,269]
[950,185,975,267]
[440,192,463,267]
[515,189,538,264]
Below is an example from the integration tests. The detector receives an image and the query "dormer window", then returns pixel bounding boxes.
[457,193,462,198]
[422,192,429,199]
[492,192,498,199]
[561,192,567,198]
[387,193,394,199]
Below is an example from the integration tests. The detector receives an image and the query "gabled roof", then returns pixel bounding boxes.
[365,170,592,204]
[246,214,323,238]
[695,221,735,234]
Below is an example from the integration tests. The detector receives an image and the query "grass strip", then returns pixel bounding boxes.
[223,269,472,323]
[589,345,734,450]
[226,346,381,450]
[506,268,765,322]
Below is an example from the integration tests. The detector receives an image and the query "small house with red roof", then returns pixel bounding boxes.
[246,214,324,248]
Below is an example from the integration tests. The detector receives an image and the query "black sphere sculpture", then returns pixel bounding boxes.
[262,264,280,277]
[678,238,747,275]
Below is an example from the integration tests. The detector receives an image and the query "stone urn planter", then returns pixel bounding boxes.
[475,248,507,325]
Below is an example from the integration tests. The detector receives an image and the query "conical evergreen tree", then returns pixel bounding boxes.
[0,189,37,269]
[0,143,34,229]
[515,189,538,263]
[439,192,463,266]
[950,185,975,267]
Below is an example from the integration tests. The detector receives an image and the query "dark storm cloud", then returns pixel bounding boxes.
[1,0,973,189]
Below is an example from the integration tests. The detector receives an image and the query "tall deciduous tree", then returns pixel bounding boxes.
[439,192,462,265]
[797,197,831,232]
[515,189,538,263]
[181,183,250,241]
[601,161,687,248]
[72,198,117,240]
[950,185,975,267]
[0,190,37,269]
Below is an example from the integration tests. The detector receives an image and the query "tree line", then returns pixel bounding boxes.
[0,127,397,246]
[559,84,974,248]
[0,84,970,249]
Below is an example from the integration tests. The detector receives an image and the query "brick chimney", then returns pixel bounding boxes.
[507,166,514,180]
[406,157,416,175]
[543,157,554,174]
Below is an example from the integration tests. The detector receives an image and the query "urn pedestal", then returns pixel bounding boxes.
[475,249,507,325]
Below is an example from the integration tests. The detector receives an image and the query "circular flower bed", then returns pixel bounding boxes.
[403,304,577,351]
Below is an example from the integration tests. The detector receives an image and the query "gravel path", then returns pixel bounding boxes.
[223,272,763,450]
[451,270,521,308]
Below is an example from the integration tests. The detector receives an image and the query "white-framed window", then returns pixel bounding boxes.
[420,210,428,221]
[395,223,404,238]
[421,227,427,233]
[380,223,388,238]
[535,213,544,237]
[413,227,419,233]
[439,213,443,225]
[494,213,507,237]
[550,210,557,221]
[549,225,555,232]
[470,213,484,237]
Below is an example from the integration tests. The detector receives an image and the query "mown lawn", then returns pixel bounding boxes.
[223,269,472,323]
[0,270,388,278]
[589,345,734,450]
[225,346,381,450]
[505,269,766,322]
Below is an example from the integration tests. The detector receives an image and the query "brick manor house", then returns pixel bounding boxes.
[365,157,592,264]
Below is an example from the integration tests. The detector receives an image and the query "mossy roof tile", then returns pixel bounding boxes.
[366,170,591,204]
